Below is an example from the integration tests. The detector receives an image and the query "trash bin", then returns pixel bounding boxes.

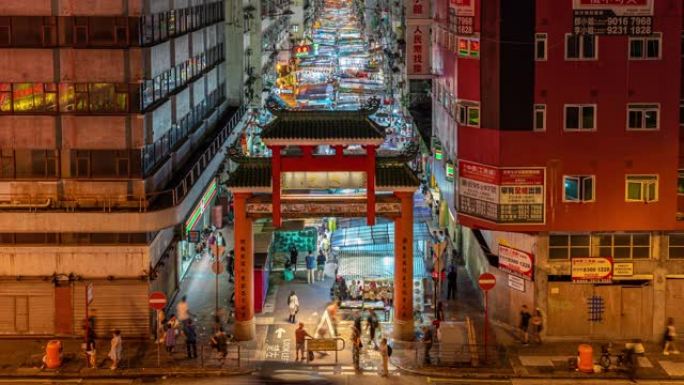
[45,340,62,369]
[578,344,594,373]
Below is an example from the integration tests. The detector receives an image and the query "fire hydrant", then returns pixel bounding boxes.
[44,340,63,369]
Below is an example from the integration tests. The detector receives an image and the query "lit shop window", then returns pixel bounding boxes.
[598,233,651,260]
[563,175,594,202]
[627,104,659,130]
[457,102,480,127]
[535,33,547,61]
[564,104,596,131]
[628,34,661,60]
[565,33,597,60]
[625,175,658,202]
[533,104,546,131]
[549,234,590,260]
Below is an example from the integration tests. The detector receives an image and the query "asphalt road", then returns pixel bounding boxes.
[1,377,684,385]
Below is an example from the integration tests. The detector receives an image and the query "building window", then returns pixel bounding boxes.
[549,234,590,260]
[625,175,658,202]
[533,104,546,131]
[668,233,684,259]
[291,24,299,32]
[598,233,651,259]
[627,104,659,130]
[563,175,595,202]
[535,33,547,61]
[629,34,661,60]
[564,104,596,131]
[0,149,59,178]
[457,102,480,127]
[70,150,141,179]
[565,34,597,60]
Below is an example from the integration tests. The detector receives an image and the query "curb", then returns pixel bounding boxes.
[0,367,254,379]
[391,362,680,381]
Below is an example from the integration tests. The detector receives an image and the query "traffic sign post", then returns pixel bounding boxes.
[84,283,94,366]
[148,291,167,368]
[212,260,224,321]
[478,273,496,361]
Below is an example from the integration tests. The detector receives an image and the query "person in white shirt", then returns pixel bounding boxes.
[288,291,299,324]
[176,296,192,325]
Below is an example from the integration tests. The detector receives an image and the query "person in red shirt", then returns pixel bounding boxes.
[295,322,312,361]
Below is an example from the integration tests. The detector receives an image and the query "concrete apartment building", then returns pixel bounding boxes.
[430,0,684,341]
[0,0,245,337]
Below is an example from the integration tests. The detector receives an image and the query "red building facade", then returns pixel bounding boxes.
[431,0,684,340]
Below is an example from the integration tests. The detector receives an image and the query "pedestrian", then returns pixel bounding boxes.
[353,310,362,334]
[290,245,299,272]
[663,317,680,355]
[305,250,316,284]
[422,325,433,365]
[351,325,362,371]
[366,309,380,348]
[288,290,299,323]
[210,327,228,360]
[379,337,389,377]
[85,314,97,368]
[436,301,445,322]
[108,330,122,370]
[164,322,176,353]
[530,309,543,344]
[226,250,235,282]
[176,295,192,325]
[316,249,327,281]
[295,322,313,361]
[447,266,457,300]
[519,305,532,344]
[183,319,198,359]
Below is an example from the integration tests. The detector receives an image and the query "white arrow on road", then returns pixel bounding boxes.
[274,327,286,339]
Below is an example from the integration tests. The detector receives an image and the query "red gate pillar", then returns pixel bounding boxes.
[366,145,376,226]
[271,145,282,228]
[233,192,255,341]
[393,191,415,341]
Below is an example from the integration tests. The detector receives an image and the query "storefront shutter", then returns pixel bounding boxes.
[0,281,54,335]
[73,280,149,338]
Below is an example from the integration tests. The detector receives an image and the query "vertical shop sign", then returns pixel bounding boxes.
[406,0,430,18]
[448,0,475,35]
[407,25,430,75]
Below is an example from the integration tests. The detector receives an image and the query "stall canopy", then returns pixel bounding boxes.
[331,222,430,279]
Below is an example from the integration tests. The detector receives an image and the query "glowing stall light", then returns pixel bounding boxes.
[184,179,218,233]
[435,148,443,160]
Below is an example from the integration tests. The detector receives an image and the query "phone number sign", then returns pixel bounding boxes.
[571,257,613,283]
[572,0,653,35]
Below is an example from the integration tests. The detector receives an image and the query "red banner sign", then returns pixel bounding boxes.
[498,245,534,280]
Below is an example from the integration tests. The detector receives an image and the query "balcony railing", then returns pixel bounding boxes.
[142,84,227,175]
[140,43,224,111]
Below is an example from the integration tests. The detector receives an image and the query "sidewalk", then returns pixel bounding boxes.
[0,337,253,379]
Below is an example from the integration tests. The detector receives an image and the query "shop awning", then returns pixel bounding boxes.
[336,254,428,280]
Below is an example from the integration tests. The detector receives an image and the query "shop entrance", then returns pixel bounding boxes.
[226,105,420,341]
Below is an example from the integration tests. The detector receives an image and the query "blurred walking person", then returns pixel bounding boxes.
[663,317,680,355]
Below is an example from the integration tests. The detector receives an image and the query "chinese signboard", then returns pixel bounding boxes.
[499,168,545,224]
[282,172,366,190]
[613,262,634,277]
[407,24,431,76]
[572,0,653,35]
[406,0,430,18]
[449,0,474,15]
[498,244,534,280]
[458,160,546,224]
[571,257,613,283]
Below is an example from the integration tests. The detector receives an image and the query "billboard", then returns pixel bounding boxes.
[498,244,534,280]
[572,0,654,35]
[571,257,614,283]
[458,160,546,224]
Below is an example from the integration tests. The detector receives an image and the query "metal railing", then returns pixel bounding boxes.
[393,342,508,369]
[0,105,248,213]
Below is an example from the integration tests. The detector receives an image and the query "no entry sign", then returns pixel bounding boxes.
[478,273,497,291]
[149,291,167,310]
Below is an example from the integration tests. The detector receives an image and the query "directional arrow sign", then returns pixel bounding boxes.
[274,328,286,339]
